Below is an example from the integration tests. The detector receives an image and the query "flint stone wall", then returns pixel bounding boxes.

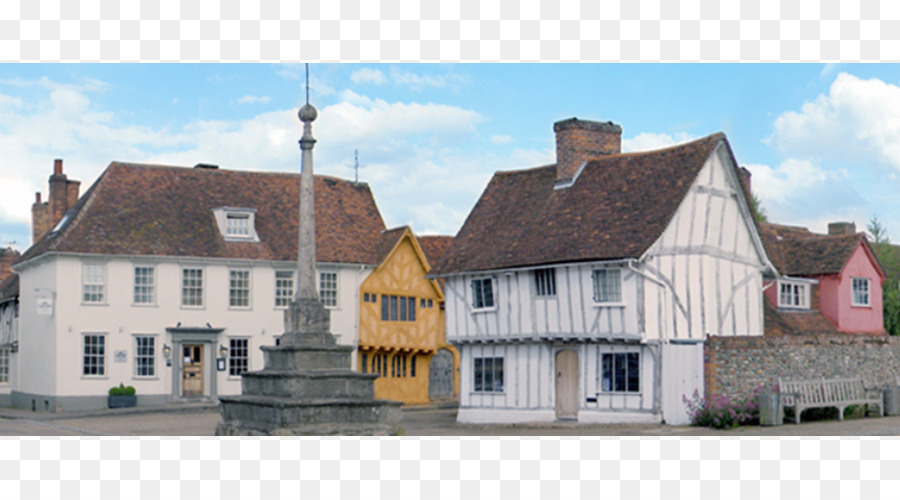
[705,334,900,399]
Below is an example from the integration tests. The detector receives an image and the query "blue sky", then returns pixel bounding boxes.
[2,63,900,253]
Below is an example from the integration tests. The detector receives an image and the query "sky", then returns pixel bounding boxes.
[2,63,900,253]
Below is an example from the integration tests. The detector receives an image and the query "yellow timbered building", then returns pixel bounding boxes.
[358,227,458,404]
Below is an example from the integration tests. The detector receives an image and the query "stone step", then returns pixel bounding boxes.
[240,370,377,399]
[217,395,402,434]
[261,344,353,371]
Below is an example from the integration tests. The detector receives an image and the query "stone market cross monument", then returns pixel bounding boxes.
[216,83,402,436]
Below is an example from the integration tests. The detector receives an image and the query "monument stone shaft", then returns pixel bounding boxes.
[216,98,402,436]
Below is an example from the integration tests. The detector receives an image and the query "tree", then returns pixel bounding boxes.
[749,192,768,224]
[866,216,900,335]
[868,216,890,245]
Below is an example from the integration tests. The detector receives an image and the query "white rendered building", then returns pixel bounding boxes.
[11,161,387,412]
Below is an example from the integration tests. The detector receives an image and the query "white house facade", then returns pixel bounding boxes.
[11,161,387,412]
[431,119,775,425]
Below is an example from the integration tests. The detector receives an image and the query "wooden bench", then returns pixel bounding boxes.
[778,378,883,424]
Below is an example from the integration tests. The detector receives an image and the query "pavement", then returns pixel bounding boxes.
[2,401,900,436]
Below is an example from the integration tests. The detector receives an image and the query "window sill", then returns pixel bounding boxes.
[81,302,108,307]
[592,302,626,308]
[132,377,159,381]
[180,305,206,310]
[81,376,109,380]
[471,391,505,395]
[228,306,253,311]
[778,305,811,311]
[597,391,642,396]
[851,304,872,309]
[132,303,158,308]
[471,307,497,314]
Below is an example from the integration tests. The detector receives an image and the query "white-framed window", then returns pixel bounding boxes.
[225,213,250,237]
[133,266,156,305]
[601,352,640,393]
[852,277,871,307]
[592,268,622,303]
[0,347,9,384]
[534,268,557,297]
[229,270,251,308]
[319,272,338,308]
[82,262,105,304]
[474,357,504,393]
[214,208,258,241]
[778,281,810,309]
[82,334,106,376]
[471,277,495,309]
[134,336,155,377]
[181,268,204,307]
[275,270,294,307]
[228,338,249,376]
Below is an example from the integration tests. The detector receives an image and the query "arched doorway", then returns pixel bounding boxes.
[429,349,454,400]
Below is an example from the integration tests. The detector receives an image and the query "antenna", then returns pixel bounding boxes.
[346,149,367,184]
[305,63,310,105]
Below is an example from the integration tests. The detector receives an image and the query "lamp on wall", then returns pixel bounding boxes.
[219,344,228,358]
[162,344,171,359]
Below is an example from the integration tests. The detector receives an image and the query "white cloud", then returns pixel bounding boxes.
[744,159,865,231]
[237,95,271,105]
[350,68,387,85]
[490,134,513,145]
[622,131,695,152]
[388,67,467,90]
[770,72,900,172]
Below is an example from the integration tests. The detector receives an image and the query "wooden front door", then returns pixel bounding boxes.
[182,344,203,396]
[555,350,578,420]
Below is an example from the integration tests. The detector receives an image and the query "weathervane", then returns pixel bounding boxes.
[305,63,310,105]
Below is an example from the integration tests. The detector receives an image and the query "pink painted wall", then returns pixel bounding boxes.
[818,244,885,333]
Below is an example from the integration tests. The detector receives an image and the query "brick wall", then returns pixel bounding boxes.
[705,334,900,399]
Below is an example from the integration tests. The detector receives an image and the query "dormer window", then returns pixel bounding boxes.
[213,207,259,242]
[226,213,250,237]
[778,280,810,309]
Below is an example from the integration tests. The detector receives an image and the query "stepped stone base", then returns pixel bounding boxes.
[215,298,403,436]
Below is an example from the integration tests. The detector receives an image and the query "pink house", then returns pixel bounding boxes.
[760,222,886,335]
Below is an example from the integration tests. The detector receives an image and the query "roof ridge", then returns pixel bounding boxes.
[108,161,367,186]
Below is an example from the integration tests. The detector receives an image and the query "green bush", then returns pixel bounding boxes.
[109,383,137,396]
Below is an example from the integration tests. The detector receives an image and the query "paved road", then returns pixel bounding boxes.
[2,404,900,436]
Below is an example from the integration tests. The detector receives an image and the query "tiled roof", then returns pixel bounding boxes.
[431,133,727,275]
[418,235,453,268]
[18,162,387,265]
[375,227,408,264]
[763,298,839,335]
[760,222,866,276]
[0,273,17,302]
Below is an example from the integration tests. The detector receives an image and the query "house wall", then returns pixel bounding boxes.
[818,245,885,333]
[358,235,456,404]
[444,264,640,343]
[642,144,765,341]
[0,299,18,404]
[705,334,900,400]
[15,254,370,411]
[456,341,658,424]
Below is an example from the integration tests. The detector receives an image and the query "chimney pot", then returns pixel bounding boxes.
[54,159,63,175]
[35,192,41,204]
[554,118,622,185]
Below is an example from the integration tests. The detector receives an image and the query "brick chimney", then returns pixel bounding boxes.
[828,222,856,236]
[0,248,19,283]
[31,159,81,243]
[554,118,622,185]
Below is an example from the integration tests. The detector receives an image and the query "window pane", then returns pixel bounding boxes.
[613,353,626,392]
[494,358,504,392]
[390,296,398,321]
[483,358,493,391]
[627,353,640,392]
[229,270,250,307]
[319,272,338,307]
[381,294,389,321]
[229,338,249,376]
[474,358,483,392]
[601,354,612,392]
[275,271,294,307]
[399,295,407,321]
[408,297,416,321]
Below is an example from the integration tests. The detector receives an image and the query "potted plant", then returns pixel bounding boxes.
[108,383,137,408]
